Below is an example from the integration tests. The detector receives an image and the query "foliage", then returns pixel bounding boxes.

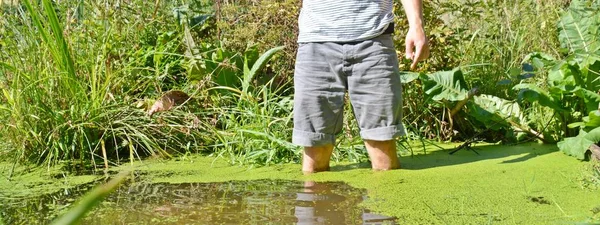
[205,46,297,165]
[0,0,594,167]
[557,128,600,159]
[512,0,600,159]
[396,0,568,140]
[401,68,535,143]
[558,0,600,56]
[421,68,469,102]
[467,94,526,131]
[0,0,216,166]
[217,0,299,90]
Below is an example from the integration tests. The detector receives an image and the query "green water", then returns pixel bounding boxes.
[1,142,599,224]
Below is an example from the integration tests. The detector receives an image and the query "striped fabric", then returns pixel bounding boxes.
[298,0,394,43]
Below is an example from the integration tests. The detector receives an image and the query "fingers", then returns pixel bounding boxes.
[409,41,430,70]
[405,40,414,60]
[410,45,421,70]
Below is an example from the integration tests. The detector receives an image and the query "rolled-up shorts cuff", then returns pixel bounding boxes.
[292,129,336,147]
[360,125,405,141]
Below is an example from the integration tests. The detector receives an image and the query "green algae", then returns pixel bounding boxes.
[0,161,99,199]
[2,142,599,224]
[115,142,600,224]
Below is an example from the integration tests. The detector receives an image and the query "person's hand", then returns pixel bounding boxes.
[405,25,430,70]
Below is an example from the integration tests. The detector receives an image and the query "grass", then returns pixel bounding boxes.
[0,0,590,169]
[0,0,215,168]
[428,0,566,96]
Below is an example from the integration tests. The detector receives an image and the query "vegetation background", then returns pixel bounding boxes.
[0,0,598,182]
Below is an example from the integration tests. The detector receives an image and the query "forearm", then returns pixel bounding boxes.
[400,0,424,28]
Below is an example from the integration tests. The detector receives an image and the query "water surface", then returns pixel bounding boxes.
[1,179,396,224]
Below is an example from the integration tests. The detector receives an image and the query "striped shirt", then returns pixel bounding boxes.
[298,0,394,43]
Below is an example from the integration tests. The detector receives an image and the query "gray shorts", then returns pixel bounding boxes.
[292,34,405,147]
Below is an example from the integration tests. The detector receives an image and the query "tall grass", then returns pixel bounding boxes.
[0,0,577,168]
[0,0,214,167]
[441,0,567,97]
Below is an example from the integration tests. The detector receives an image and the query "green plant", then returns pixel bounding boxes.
[200,46,297,165]
[401,67,548,144]
[217,0,299,87]
[0,0,215,167]
[513,0,600,159]
[50,172,128,225]
[395,0,567,140]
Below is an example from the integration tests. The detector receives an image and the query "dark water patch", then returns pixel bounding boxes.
[527,196,551,205]
[1,179,396,224]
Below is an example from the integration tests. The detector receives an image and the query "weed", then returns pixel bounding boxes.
[0,0,215,167]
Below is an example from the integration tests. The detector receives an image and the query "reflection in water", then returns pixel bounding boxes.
[1,179,396,224]
[296,181,396,225]
[296,180,353,224]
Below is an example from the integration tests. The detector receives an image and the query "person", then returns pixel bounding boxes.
[292,0,430,173]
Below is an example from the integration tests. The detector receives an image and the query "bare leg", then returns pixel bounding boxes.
[364,140,400,170]
[302,144,334,174]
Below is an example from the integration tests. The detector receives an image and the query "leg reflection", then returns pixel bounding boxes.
[295,181,346,224]
[295,181,397,225]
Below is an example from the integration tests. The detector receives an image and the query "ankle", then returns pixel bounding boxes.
[302,165,330,174]
[371,160,400,171]
[302,154,331,173]
[365,140,400,171]
[302,145,333,174]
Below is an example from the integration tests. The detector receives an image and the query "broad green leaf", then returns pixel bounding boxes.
[244,45,260,69]
[568,121,586,128]
[467,94,524,130]
[189,14,213,28]
[399,71,420,84]
[558,130,593,160]
[558,1,600,55]
[570,110,600,130]
[575,88,600,112]
[547,61,579,92]
[421,68,469,102]
[513,83,566,112]
[523,52,556,69]
[242,46,284,95]
[466,102,507,130]
[585,110,600,129]
[508,67,521,78]
[211,48,243,88]
[584,125,600,143]
[497,79,512,86]
[583,59,600,90]
[475,94,524,123]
